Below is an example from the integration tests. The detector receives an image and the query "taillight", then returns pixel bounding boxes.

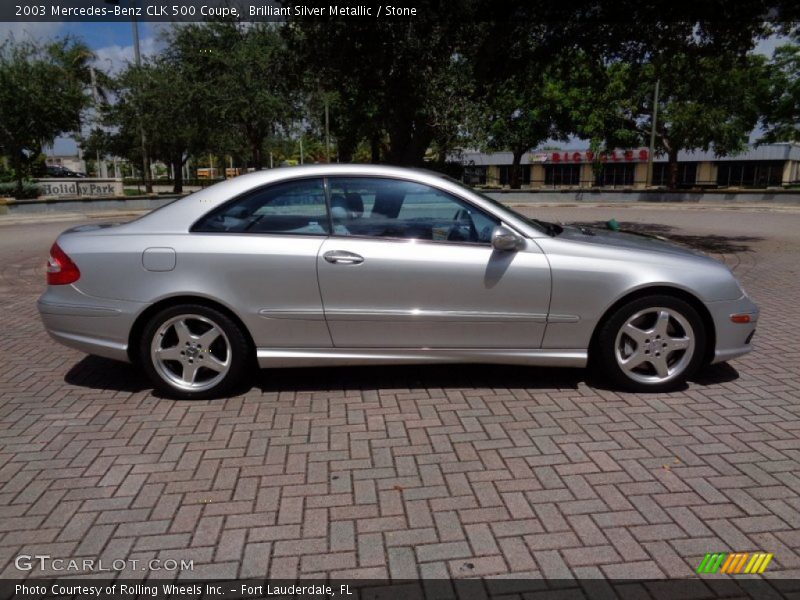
[47,242,80,285]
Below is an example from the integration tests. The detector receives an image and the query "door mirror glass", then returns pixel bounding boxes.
[491,226,523,251]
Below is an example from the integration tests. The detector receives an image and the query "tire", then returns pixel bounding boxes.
[594,294,706,393]
[140,304,251,400]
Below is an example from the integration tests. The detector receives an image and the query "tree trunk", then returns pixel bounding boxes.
[172,157,184,194]
[510,150,524,190]
[251,141,262,170]
[370,135,381,164]
[667,147,679,190]
[384,118,433,166]
[335,132,357,163]
[143,155,153,194]
[337,147,353,163]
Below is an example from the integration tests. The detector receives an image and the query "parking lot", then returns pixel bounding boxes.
[1,204,799,581]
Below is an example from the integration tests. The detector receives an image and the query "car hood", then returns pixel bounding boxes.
[557,225,710,260]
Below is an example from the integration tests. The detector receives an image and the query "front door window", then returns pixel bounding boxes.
[327,177,498,244]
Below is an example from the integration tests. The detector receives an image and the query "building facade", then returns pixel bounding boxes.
[458,143,800,189]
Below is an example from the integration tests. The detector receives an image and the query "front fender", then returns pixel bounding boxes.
[535,237,742,350]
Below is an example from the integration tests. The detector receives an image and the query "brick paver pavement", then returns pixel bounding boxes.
[1,207,799,581]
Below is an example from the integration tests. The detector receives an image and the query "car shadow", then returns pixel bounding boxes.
[690,361,740,385]
[64,355,741,398]
[64,356,588,393]
[253,363,589,393]
[64,355,151,393]
[64,355,589,395]
[573,221,762,254]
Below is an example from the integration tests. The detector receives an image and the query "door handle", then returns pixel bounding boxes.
[323,250,364,265]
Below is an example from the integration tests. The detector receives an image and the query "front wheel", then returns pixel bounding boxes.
[595,295,706,392]
[140,304,250,399]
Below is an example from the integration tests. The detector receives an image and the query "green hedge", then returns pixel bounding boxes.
[0,181,40,199]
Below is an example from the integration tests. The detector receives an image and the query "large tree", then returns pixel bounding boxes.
[575,39,770,188]
[0,38,93,194]
[467,3,778,188]
[478,56,590,188]
[166,21,298,170]
[286,0,779,176]
[106,56,208,193]
[285,1,481,166]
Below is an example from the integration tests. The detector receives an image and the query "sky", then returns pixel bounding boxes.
[0,22,792,157]
[0,21,164,68]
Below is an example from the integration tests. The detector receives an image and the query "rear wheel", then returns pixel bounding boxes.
[595,295,706,392]
[140,304,250,399]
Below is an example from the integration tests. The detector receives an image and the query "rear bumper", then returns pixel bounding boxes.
[706,294,759,364]
[38,287,145,363]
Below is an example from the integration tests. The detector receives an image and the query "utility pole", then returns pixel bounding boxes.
[324,96,331,163]
[646,79,660,188]
[89,65,107,179]
[130,1,152,193]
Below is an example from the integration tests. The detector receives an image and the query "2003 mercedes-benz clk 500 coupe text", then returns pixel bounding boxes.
[38,165,758,399]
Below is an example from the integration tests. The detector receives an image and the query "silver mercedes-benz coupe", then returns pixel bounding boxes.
[38,164,758,399]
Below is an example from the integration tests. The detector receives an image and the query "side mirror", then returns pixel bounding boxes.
[491,225,524,251]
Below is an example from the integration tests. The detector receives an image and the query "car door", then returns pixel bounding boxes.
[317,176,551,348]
[188,177,332,348]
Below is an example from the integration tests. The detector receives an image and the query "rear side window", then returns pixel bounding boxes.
[192,178,329,235]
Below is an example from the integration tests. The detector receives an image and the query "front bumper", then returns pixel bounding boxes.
[706,294,759,364]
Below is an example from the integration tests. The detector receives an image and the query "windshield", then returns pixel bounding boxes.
[439,175,559,236]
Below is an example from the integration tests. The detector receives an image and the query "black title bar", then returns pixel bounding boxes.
[2,0,797,23]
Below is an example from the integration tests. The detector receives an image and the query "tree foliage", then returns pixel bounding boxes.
[1,2,796,196]
[759,38,800,143]
[166,21,299,169]
[285,2,481,166]
[574,27,770,187]
[0,38,93,194]
[105,56,209,193]
[477,55,593,188]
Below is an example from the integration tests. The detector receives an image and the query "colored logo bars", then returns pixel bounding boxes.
[696,552,773,574]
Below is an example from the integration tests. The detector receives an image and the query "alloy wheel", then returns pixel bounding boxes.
[614,306,695,385]
[150,314,231,392]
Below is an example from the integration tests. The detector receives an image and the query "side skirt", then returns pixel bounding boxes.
[256,348,587,368]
